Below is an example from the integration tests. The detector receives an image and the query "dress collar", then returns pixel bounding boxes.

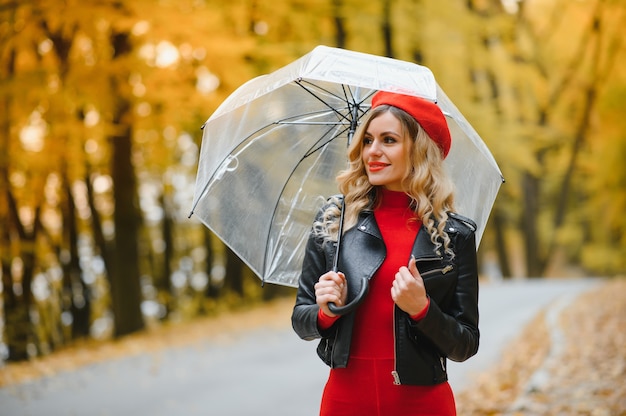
[379,188,411,209]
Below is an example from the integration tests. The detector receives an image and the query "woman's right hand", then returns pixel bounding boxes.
[314,271,348,318]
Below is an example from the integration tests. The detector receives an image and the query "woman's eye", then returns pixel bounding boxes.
[363,137,373,145]
[383,136,396,143]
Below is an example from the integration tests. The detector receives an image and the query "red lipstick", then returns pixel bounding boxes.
[368,162,387,172]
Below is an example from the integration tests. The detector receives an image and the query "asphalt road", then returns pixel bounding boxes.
[0,278,600,416]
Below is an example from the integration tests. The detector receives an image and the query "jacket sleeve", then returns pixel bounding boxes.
[410,225,480,362]
[291,220,335,341]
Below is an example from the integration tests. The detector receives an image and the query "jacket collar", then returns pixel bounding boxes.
[353,211,381,238]
[356,211,442,261]
[411,226,443,260]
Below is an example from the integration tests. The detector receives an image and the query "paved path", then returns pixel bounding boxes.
[0,278,601,416]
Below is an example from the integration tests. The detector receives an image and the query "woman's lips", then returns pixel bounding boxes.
[368,162,388,172]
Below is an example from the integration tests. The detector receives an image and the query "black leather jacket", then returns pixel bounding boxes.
[292,204,479,386]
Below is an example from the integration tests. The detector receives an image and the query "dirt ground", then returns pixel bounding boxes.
[1,278,625,415]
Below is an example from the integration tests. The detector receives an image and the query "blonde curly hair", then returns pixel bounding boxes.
[314,104,456,257]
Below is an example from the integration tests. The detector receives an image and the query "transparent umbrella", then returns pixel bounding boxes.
[190,45,503,292]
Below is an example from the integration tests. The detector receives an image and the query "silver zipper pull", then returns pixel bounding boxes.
[442,265,453,274]
[391,371,401,385]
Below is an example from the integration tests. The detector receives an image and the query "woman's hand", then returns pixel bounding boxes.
[315,271,348,318]
[391,256,429,316]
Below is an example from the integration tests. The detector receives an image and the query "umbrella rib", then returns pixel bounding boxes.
[338,82,375,122]
[277,121,345,125]
[293,80,373,154]
[341,83,375,115]
[272,104,351,127]
[304,125,350,158]
[298,78,373,108]
[296,79,362,125]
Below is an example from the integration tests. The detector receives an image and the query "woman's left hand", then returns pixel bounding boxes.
[391,256,429,316]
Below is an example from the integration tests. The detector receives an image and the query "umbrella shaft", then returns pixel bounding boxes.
[332,198,346,272]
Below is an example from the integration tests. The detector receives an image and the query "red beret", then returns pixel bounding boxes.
[371,91,451,159]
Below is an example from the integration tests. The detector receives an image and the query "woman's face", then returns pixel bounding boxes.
[362,111,410,192]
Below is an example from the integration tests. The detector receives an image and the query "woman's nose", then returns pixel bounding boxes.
[369,139,382,154]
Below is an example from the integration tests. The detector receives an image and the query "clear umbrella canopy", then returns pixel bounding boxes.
[190,46,503,287]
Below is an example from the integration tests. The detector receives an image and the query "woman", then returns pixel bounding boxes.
[291,90,480,415]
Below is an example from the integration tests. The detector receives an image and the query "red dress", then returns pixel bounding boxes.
[319,189,456,416]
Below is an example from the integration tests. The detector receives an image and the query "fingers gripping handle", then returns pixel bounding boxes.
[327,277,369,316]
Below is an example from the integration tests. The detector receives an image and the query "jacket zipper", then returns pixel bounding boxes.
[390,259,452,385]
[420,264,454,278]
[391,306,401,385]
[329,327,339,367]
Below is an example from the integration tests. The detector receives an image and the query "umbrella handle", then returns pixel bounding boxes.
[327,277,369,316]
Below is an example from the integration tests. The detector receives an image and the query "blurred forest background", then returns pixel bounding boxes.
[1,0,624,364]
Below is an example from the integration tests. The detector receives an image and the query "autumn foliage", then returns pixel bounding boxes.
[1,0,625,362]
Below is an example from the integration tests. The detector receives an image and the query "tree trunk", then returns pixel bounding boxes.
[331,0,346,49]
[107,30,144,337]
[60,169,91,338]
[0,190,35,362]
[225,246,244,296]
[154,193,173,317]
[492,209,512,278]
[521,172,543,277]
[381,0,393,58]
[5,191,41,360]
[0,7,30,362]
[247,0,259,35]
[204,228,220,299]
[108,117,144,336]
